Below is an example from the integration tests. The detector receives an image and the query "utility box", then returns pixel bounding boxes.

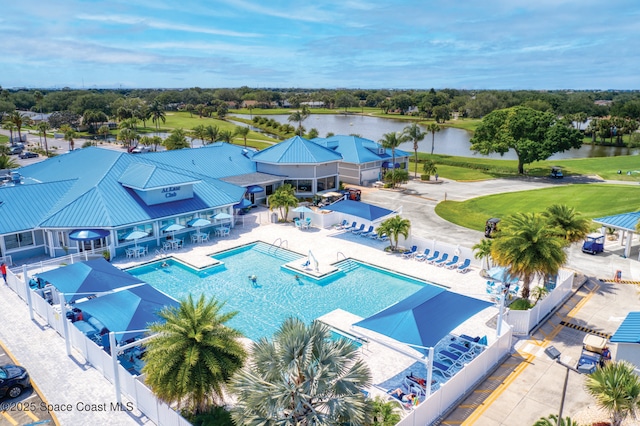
[271,213,278,223]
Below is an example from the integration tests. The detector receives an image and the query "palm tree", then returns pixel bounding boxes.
[376,215,411,251]
[490,212,567,299]
[371,396,401,425]
[37,121,50,155]
[7,111,27,143]
[268,184,298,221]
[533,414,579,426]
[402,123,425,178]
[584,360,640,426]
[1,121,17,142]
[379,132,408,178]
[472,238,493,271]
[422,159,437,180]
[150,100,166,131]
[425,122,442,155]
[542,204,590,243]
[60,124,76,151]
[0,147,19,169]
[97,125,110,143]
[117,128,138,149]
[230,318,371,425]
[204,125,219,144]
[218,129,233,143]
[191,124,207,148]
[143,294,246,415]
[164,128,190,150]
[288,105,310,135]
[234,126,249,147]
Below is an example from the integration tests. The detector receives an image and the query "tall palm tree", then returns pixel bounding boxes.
[230,318,371,425]
[97,125,110,143]
[402,123,425,178]
[150,100,166,131]
[425,122,442,155]
[204,125,219,144]
[379,132,408,178]
[585,361,640,426]
[234,126,250,147]
[37,121,50,155]
[422,159,438,180]
[218,129,233,143]
[542,204,590,243]
[117,128,138,149]
[268,184,298,221]
[1,121,17,142]
[288,105,310,135]
[143,294,246,415]
[7,111,27,143]
[60,124,76,151]
[164,128,189,150]
[376,215,411,251]
[191,124,207,148]
[491,212,567,298]
[472,238,493,271]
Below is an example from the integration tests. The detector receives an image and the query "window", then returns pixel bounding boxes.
[265,185,273,196]
[4,232,35,250]
[117,223,154,243]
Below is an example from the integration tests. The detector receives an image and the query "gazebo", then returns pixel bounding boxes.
[592,211,640,258]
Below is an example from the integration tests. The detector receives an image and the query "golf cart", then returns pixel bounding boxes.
[582,233,605,255]
[484,218,500,238]
[550,166,564,179]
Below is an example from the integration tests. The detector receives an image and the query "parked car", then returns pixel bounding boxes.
[8,146,23,155]
[130,145,151,154]
[582,233,605,255]
[0,364,31,399]
[484,218,500,238]
[19,151,39,159]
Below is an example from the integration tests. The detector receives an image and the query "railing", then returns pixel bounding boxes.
[269,238,288,254]
[337,252,347,261]
[11,250,105,275]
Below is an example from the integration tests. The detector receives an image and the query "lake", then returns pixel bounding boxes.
[232,113,638,159]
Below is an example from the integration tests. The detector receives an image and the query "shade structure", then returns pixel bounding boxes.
[487,266,519,284]
[233,198,252,209]
[37,258,144,303]
[320,199,394,222]
[76,284,179,343]
[293,206,313,213]
[187,218,211,228]
[212,212,232,220]
[68,229,110,241]
[354,286,492,350]
[160,223,185,233]
[246,185,264,194]
[123,229,149,249]
[382,161,401,169]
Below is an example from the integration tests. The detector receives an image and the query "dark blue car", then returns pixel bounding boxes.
[0,365,31,399]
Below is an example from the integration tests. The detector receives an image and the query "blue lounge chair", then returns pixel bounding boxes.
[437,349,464,365]
[376,233,389,242]
[449,342,473,357]
[424,250,440,263]
[415,248,431,261]
[337,219,348,229]
[402,246,418,258]
[359,225,374,237]
[432,253,449,266]
[456,258,471,273]
[342,221,357,232]
[443,255,459,268]
[351,224,365,234]
[432,360,456,379]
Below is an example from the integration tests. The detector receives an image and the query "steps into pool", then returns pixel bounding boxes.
[253,242,302,263]
[335,259,360,273]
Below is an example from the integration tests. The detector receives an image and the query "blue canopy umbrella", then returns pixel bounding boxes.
[382,161,401,169]
[246,185,264,194]
[69,229,111,260]
[123,229,149,249]
[36,258,144,303]
[76,284,179,343]
[187,218,210,228]
[233,198,252,209]
[487,266,519,284]
[320,199,394,222]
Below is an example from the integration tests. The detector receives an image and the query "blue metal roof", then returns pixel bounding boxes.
[320,199,395,221]
[118,163,200,190]
[252,136,342,164]
[313,135,409,164]
[593,212,640,231]
[611,311,640,343]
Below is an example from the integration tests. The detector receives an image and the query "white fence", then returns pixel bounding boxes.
[6,269,191,426]
[505,268,574,336]
[397,324,513,425]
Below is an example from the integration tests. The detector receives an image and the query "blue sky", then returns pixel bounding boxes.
[1,0,639,90]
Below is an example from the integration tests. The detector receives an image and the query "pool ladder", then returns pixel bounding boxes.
[337,251,347,261]
[269,238,288,254]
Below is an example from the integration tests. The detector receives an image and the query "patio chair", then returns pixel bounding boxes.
[337,219,348,229]
[201,232,209,242]
[415,248,431,261]
[401,246,418,258]
[424,250,440,263]
[358,225,374,237]
[432,253,449,266]
[343,221,357,232]
[432,360,457,379]
[437,349,465,365]
[221,228,230,237]
[126,248,135,259]
[191,234,199,244]
[376,233,389,242]
[350,224,365,234]
[456,258,471,273]
[443,255,459,268]
[448,342,473,357]
[294,220,303,230]
[304,217,312,229]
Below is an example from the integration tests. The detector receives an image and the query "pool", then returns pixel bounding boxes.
[128,242,433,341]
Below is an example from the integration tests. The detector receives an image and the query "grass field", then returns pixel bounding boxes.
[435,184,640,231]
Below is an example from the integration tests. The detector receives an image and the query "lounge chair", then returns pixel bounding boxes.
[387,387,418,410]
[376,234,389,242]
[432,253,449,266]
[351,224,365,234]
[402,246,418,258]
[415,248,431,261]
[337,219,348,229]
[405,372,435,392]
[343,221,357,232]
[437,349,464,365]
[456,258,471,273]
[448,342,473,357]
[443,255,459,268]
[432,360,457,379]
[424,250,440,263]
[358,225,374,237]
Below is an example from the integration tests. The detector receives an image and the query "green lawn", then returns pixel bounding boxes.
[408,160,494,181]
[435,184,640,231]
[0,135,8,144]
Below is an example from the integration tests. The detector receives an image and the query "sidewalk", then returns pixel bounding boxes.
[0,282,150,425]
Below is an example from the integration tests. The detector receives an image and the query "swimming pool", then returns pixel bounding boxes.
[128,242,432,341]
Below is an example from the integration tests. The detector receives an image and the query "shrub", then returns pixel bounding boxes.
[509,298,533,310]
[421,174,431,181]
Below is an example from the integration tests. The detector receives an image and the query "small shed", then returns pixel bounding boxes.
[592,211,640,258]
[610,311,640,369]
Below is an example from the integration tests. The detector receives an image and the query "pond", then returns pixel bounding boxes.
[232,114,638,159]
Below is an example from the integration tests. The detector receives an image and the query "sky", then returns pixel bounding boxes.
[1,0,639,90]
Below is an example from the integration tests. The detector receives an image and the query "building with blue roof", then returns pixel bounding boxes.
[313,135,410,186]
[610,311,640,368]
[593,212,640,258]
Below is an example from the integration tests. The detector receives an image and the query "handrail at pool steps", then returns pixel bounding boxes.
[268,237,288,253]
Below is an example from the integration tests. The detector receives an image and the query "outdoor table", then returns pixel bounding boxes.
[171,239,183,249]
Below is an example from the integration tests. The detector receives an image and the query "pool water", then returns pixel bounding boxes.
[128,242,429,341]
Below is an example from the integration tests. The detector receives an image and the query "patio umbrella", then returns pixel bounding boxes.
[487,266,519,284]
[233,198,252,209]
[293,205,313,218]
[246,185,264,194]
[187,218,211,228]
[160,223,185,238]
[212,212,232,220]
[123,230,149,249]
[69,229,110,261]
